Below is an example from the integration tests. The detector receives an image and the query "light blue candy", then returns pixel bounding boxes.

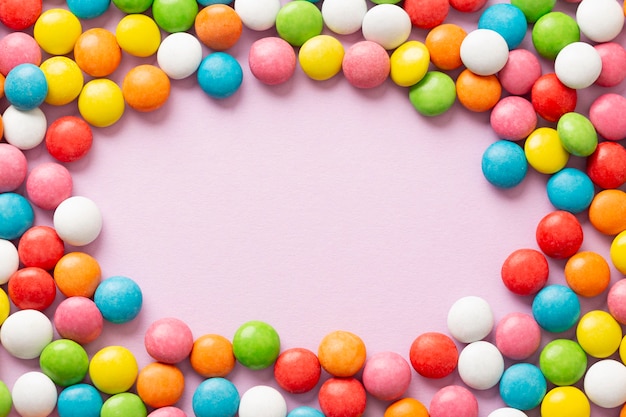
[532,284,580,332]
[66,0,111,18]
[546,167,595,213]
[58,384,103,417]
[198,0,232,5]
[482,140,528,188]
[94,276,143,323]
[193,378,240,417]
[499,363,547,410]
[197,52,243,99]
[0,193,34,240]
[4,64,48,111]
[288,406,325,417]
[478,3,528,49]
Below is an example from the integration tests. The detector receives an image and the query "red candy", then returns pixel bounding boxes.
[274,347,321,394]
[501,248,549,296]
[0,0,41,30]
[8,266,56,311]
[318,377,367,417]
[586,141,626,189]
[17,226,65,271]
[409,332,458,379]
[531,73,577,123]
[536,210,583,259]
[449,0,488,13]
[404,0,449,29]
[45,116,93,163]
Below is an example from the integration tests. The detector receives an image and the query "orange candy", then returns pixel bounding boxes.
[53,252,101,297]
[194,4,242,51]
[74,28,122,77]
[190,334,236,378]
[0,73,5,99]
[122,64,171,112]
[385,398,429,417]
[136,362,185,408]
[456,69,502,112]
[425,23,467,71]
[564,251,611,297]
[318,330,366,377]
[589,189,626,235]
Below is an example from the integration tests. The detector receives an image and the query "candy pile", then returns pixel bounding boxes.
[0,0,626,416]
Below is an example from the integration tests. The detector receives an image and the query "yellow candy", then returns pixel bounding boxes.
[0,288,9,326]
[541,386,590,417]
[89,346,138,394]
[40,57,84,106]
[78,79,125,128]
[298,35,344,81]
[524,127,570,174]
[116,14,162,58]
[33,8,82,55]
[390,41,430,87]
[611,231,626,275]
[576,310,622,358]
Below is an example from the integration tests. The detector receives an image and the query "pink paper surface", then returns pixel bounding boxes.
[2,1,626,416]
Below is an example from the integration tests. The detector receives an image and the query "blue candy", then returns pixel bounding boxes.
[66,0,111,18]
[288,406,325,417]
[197,52,243,99]
[482,140,528,188]
[0,193,34,240]
[193,378,240,417]
[197,0,233,5]
[499,363,547,410]
[58,384,103,417]
[478,3,528,49]
[532,284,580,332]
[546,167,595,213]
[94,276,143,324]
[4,64,48,111]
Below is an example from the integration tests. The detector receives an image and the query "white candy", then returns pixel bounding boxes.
[321,0,368,35]
[460,29,509,76]
[0,309,53,359]
[0,239,19,285]
[238,385,287,417]
[361,4,411,50]
[157,33,203,80]
[12,372,57,417]
[584,359,626,408]
[2,105,47,151]
[458,341,504,390]
[576,0,624,43]
[234,0,281,31]
[488,408,528,417]
[447,295,494,343]
[53,196,103,246]
[554,42,602,89]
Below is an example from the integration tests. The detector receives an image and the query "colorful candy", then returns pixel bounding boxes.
[499,363,547,410]
[535,210,583,259]
[546,167,594,213]
[136,362,185,408]
[532,284,581,332]
[342,40,390,89]
[26,162,73,210]
[197,52,243,99]
[238,385,287,417]
[408,71,456,116]
[0,309,53,359]
[195,4,242,51]
[576,310,622,358]
[157,32,203,80]
[275,0,323,47]
[564,251,611,297]
[538,339,587,386]
[318,377,367,417]
[190,334,236,378]
[89,345,139,394]
[57,383,103,417]
[298,35,344,81]
[318,330,366,377]
[116,14,161,57]
[0,143,27,192]
[11,372,57,417]
[53,296,104,344]
[33,8,82,55]
[540,386,590,417]
[122,64,171,112]
[457,341,504,390]
[145,317,194,364]
[39,339,90,386]
[429,385,478,417]
[232,320,281,370]
[248,37,297,86]
[361,4,411,50]
[2,105,48,150]
[8,266,57,310]
[362,351,411,401]
[53,252,101,297]
[53,195,103,246]
[495,312,541,360]
[93,275,143,323]
[192,378,240,417]
[45,115,93,163]
[460,29,509,76]
[409,332,458,378]
[40,56,84,106]
[575,0,624,42]
[447,295,494,343]
[531,12,580,60]
[554,42,602,89]
[583,359,626,408]
[274,347,321,394]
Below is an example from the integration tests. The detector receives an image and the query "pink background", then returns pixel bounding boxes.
[2,0,626,416]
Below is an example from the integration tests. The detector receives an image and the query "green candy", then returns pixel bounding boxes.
[101,393,147,417]
[408,71,456,117]
[40,339,90,387]
[152,0,198,33]
[532,12,580,60]
[557,112,598,157]
[276,1,324,47]
[232,320,280,370]
[539,339,587,386]
[0,381,11,417]
[510,0,555,23]
[112,0,153,13]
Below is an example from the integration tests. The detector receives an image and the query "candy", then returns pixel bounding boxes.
[408,71,456,116]
[238,385,287,417]
[192,378,240,417]
[576,0,624,42]
[57,384,103,417]
[481,140,528,189]
[587,142,626,189]
[456,69,501,112]
[0,239,19,285]
[17,225,64,270]
[0,192,34,240]
[540,387,590,417]
[122,65,171,112]
[78,79,125,127]
[318,377,367,417]
[89,345,139,394]
[195,5,242,51]
[145,317,193,364]
[501,248,548,296]
[510,0,554,22]
[248,37,296,86]
[457,341,504,390]
[275,1,323,47]
[342,41,390,89]
[0,32,41,76]
[488,409,528,417]
[499,363,547,410]
[612,231,626,275]
[556,112,597,157]
[531,74,577,123]
[190,334,236,378]
[116,14,161,57]
[101,393,147,417]
[535,210,583,259]
[478,3,527,49]
[594,43,626,87]
[288,407,325,417]
[148,407,187,417]
[429,385,478,417]
[33,8,82,55]
[74,28,122,78]
[554,42,602,89]
[532,284,580,332]
[447,295,494,343]
[4,63,48,111]
[564,251,611,297]
[384,398,429,417]
[538,339,587,386]
[94,276,143,323]
[497,49,542,96]
[11,372,57,417]
[54,296,104,344]
[0,0,42,30]
[389,41,429,87]
[576,310,622,358]
[449,0,487,12]
[0,309,53,359]
[524,127,569,174]
[274,347,321,394]
[489,96,537,141]
[8,266,56,310]
[197,52,243,99]
[40,56,84,106]
[532,12,580,59]
[298,35,344,81]
[546,167,594,213]
[318,330,366,377]
[136,362,185,408]
[583,359,626,408]
[112,0,153,13]
[40,339,89,386]
[320,0,367,35]
[362,351,411,401]
[361,4,411,50]
[460,29,509,76]
[404,0,449,29]
[26,162,73,211]
[157,32,203,80]
[233,320,280,370]
[424,23,467,71]
[589,93,626,141]
[54,252,102,298]
[0,143,27,192]
[2,105,47,150]
[53,196,103,246]
[45,115,93,163]
[495,312,541,360]
[409,332,458,378]
[0,290,11,324]
[67,0,110,18]
[609,280,626,325]
[152,0,198,33]
[234,0,281,32]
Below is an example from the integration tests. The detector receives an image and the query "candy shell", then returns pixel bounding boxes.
[0,309,53,359]
[409,332,458,378]
[152,0,198,33]
[33,8,82,55]
[609,279,626,324]
[122,65,171,112]
[540,387,590,417]
[447,295,494,343]
[57,384,103,417]
[318,330,366,377]
[532,284,580,332]
[157,32,203,80]
[539,339,587,386]
[2,105,47,151]
[564,251,611,297]
[298,35,344,81]
[54,296,104,344]
[40,339,90,386]
[318,378,367,417]
[384,398,428,417]
[478,3,527,49]
[94,276,143,323]
[576,0,624,42]
[425,23,466,71]
[116,14,161,57]
[145,317,194,364]
[274,347,321,394]
[321,0,367,35]
[197,52,243,99]
[17,225,64,270]
[498,48,542,95]
[0,32,41,76]
[190,334,236,378]
[576,310,622,358]
[0,239,19,285]
[584,359,626,408]
[275,1,323,47]
[238,386,287,417]
[460,28,509,76]
[481,140,528,189]
[194,4,242,51]
[524,127,569,174]
[457,341,504,390]
[53,196,103,246]
[554,42,602,89]
[234,0,281,31]
[490,96,537,141]
[535,210,583,259]
[192,378,239,417]
[0,143,27,192]
[74,28,121,78]
[408,71,456,117]
[40,56,84,106]
[589,93,626,141]
[361,4,411,50]
[45,116,93,163]
[78,79,125,128]
[362,351,411,401]
[499,363,547,410]
[532,12,580,60]
[136,362,185,408]
[89,346,139,394]
[12,372,57,417]
[8,266,56,311]
[495,312,541,360]
[594,42,626,87]
[546,167,594,214]
[342,40,390,89]
[430,385,478,417]
[248,37,296,86]
[26,162,73,210]
[233,320,281,370]
[404,0,449,29]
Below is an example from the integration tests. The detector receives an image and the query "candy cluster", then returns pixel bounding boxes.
[0,0,626,416]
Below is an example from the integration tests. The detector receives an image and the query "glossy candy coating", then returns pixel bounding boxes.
[409,332,458,378]
[233,320,281,370]
[318,330,366,377]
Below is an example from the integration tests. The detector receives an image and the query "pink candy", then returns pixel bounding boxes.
[495,312,542,360]
[26,162,73,210]
[490,96,537,141]
[589,93,626,141]
[608,279,626,325]
[594,42,626,87]
[342,41,390,89]
[248,37,296,86]
[430,385,478,417]
[144,317,194,364]
[362,351,411,401]
[497,48,541,95]
[0,32,41,76]
[54,296,104,344]
[0,143,27,192]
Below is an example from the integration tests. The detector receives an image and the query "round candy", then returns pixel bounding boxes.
[539,339,587,386]
[46,116,93,163]
[594,43,626,87]
[238,385,287,417]
[546,167,594,213]
[5,63,48,111]
[122,65,171,112]
[53,196,103,246]
[342,40,390,89]
[0,239,19,285]
[384,398,429,417]
[556,112,597,157]
[532,12,580,60]
[589,93,626,141]
[78,79,125,127]
[404,0,449,29]
[288,407,325,417]
[584,359,626,408]
[481,140,528,189]
[145,317,193,364]
[101,393,147,417]
[8,266,56,311]
[89,346,139,394]
[197,52,243,99]
[577,310,622,358]
[609,280,626,324]
[408,71,456,117]
[362,351,411,401]
[157,32,203,80]
[234,0,281,31]
[148,407,187,417]
[531,73,577,123]
[457,341,504,390]
[320,0,367,35]
[0,381,9,417]
[40,339,89,386]
[0,143,27,192]
[498,48,542,95]
[499,363,547,410]
[495,312,541,360]
[488,409,528,417]
[424,23,466,71]
[192,378,239,417]
[195,4,242,50]
[67,0,110,18]
[275,0,323,47]
[298,35,344,81]
[33,8,82,55]
[361,4,411,50]
[74,28,121,78]
[459,28,509,76]
[54,252,101,298]
[0,192,34,240]
[152,0,198,32]
[524,128,569,174]
[12,372,57,417]
[0,309,53,359]
[554,42,602,89]
[318,330,366,377]
[136,362,185,408]
[389,41,429,87]
[429,385,478,417]
[490,96,537,141]
[94,276,143,323]
[536,210,583,259]
[40,56,84,106]
[190,334,235,378]
[501,248,548,296]
[318,377,367,417]
[456,69,501,112]
[248,37,296,86]
[541,387,590,417]
[478,3,527,49]
[2,105,47,150]
[449,0,487,12]
[54,296,104,344]
[612,231,626,275]
[57,384,103,417]
[0,32,41,76]
[576,0,624,42]
[564,251,611,297]
[17,225,64,270]
[116,14,161,57]
[26,162,73,211]
[587,142,626,189]
[447,295,494,343]
[0,0,42,30]
[112,0,152,13]
[233,320,280,370]
[274,347,321,394]
[510,0,554,23]
[532,284,581,332]
[409,332,458,378]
